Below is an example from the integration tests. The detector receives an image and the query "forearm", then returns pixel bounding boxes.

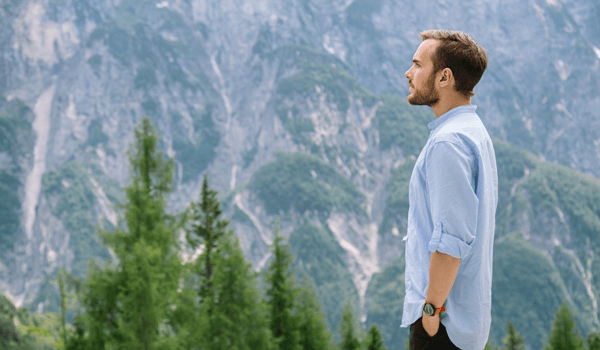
[425,250,461,310]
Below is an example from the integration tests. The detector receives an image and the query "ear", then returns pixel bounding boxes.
[439,68,453,88]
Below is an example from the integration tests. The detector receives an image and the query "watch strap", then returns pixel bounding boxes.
[423,302,446,316]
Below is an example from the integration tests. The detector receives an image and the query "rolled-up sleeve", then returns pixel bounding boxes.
[426,141,479,259]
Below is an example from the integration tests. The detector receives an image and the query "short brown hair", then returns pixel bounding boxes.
[420,29,488,98]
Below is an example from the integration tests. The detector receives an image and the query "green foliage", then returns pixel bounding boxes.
[380,157,415,236]
[337,296,365,350]
[372,95,431,156]
[500,321,526,350]
[0,96,30,154]
[203,229,275,349]
[79,116,183,349]
[262,221,302,350]
[0,171,21,256]
[278,62,377,113]
[364,254,407,349]
[0,294,38,349]
[275,104,315,146]
[542,301,585,350]
[518,165,560,213]
[250,152,364,216]
[288,220,358,343]
[0,96,31,259]
[587,331,600,350]
[533,161,600,252]
[87,4,209,93]
[492,232,575,350]
[364,323,388,350]
[295,272,337,350]
[16,312,64,350]
[185,174,229,305]
[491,137,539,203]
[42,162,112,279]
[503,113,536,154]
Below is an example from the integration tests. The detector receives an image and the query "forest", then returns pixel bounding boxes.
[1,117,599,350]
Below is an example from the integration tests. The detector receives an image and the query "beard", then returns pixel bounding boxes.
[407,71,439,107]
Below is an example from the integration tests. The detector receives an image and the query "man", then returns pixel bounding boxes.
[401,29,498,350]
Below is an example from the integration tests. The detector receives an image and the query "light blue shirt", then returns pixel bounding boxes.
[400,105,498,350]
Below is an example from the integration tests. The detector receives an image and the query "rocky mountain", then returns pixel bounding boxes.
[1,0,600,349]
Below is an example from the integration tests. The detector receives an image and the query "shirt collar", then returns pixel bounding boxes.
[427,104,478,131]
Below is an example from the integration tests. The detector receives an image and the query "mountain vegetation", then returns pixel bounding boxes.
[2,117,600,350]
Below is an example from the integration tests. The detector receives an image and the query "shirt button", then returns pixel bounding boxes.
[436,222,440,226]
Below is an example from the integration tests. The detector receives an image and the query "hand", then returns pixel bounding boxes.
[422,312,440,337]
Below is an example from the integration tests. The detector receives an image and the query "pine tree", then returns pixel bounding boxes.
[542,300,585,350]
[66,315,88,350]
[587,331,600,350]
[186,174,228,305]
[53,267,82,350]
[170,174,231,348]
[80,116,183,349]
[364,323,388,350]
[295,272,336,350]
[484,342,499,350]
[204,228,275,350]
[501,321,526,350]
[263,220,302,350]
[57,268,69,349]
[338,296,365,350]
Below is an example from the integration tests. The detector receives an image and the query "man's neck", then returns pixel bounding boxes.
[431,97,471,118]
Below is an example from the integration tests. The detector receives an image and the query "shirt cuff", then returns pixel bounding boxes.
[428,221,471,259]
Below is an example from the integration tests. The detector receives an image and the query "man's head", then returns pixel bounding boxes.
[405,30,488,108]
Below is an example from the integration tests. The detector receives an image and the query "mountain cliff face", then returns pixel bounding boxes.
[1,0,600,349]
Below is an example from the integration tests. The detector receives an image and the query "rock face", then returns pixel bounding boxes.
[1,0,600,348]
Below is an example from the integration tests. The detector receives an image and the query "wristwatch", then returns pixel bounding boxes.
[423,302,446,317]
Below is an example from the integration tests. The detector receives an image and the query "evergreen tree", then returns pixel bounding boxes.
[66,316,87,350]
[542,300,585,350]
[185,174,228,305]
[205,228,275,349]
[364,323,388,350]
[587,331,600,350]
[501,321,526,350]
[79,116,183,349]
[171,174,231,348]
[338,296,365,350]
[263,220,302,350]
[295,272,336,350]
[58,268,68,348]
[53,267,82,350]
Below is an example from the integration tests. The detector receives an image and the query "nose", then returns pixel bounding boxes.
[405,67,411,79]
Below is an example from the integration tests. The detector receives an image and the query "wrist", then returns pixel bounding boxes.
[423,301,446,317]
[423,310,439,318]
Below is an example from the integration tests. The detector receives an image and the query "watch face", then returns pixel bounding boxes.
[423,303,434,316]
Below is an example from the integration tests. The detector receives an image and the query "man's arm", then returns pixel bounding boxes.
[425,250,461,308]
[422,250,461,335]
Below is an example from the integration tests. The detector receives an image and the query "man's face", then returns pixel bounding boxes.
[405,39,440,106]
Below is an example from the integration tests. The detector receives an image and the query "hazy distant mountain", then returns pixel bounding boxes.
[1,0,599,349]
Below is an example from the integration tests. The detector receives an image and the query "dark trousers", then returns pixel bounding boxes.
[409,317,460,350]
